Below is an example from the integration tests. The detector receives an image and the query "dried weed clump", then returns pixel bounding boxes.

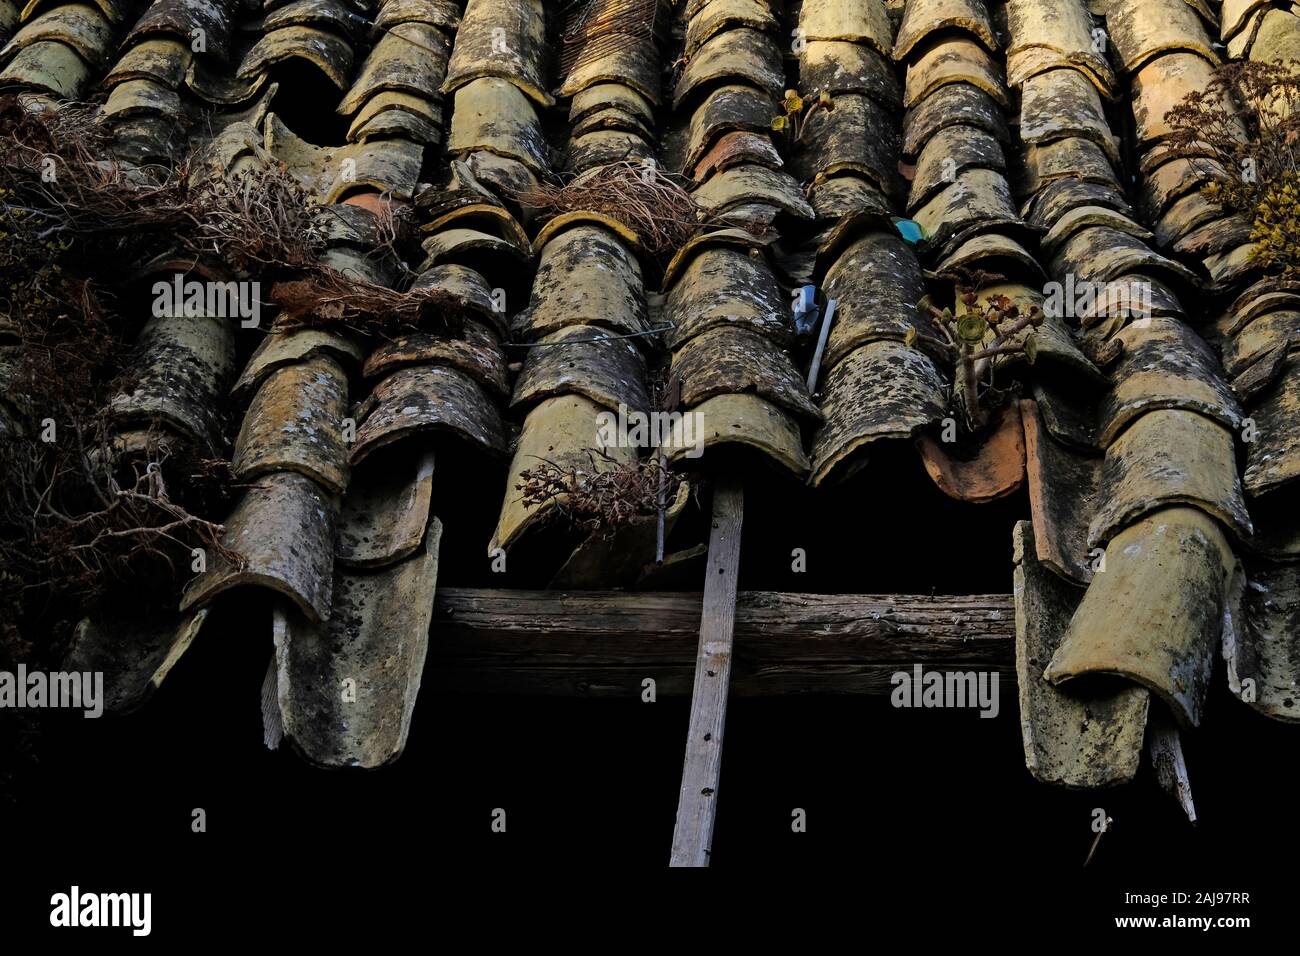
[516,161,711,262]
[1166,60,1300,274]
[517,450,679,539]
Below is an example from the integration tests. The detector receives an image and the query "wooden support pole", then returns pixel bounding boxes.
[670,478,744,867]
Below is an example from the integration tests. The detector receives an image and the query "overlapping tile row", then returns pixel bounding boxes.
[1196,0,1300,723]
[792,0,946,487]
[140,2,464,766]
[489,0,670,585]
[893,0,1040,500]
[0,0,143,102]
[999,0,1252,790]
[651,0,818,484]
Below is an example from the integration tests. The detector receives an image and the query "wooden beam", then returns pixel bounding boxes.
[671,478,744,867]
[426,590,1015,697]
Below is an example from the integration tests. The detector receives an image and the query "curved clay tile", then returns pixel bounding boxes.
[1021,136,1119,194]
[62,609,209,715]
[186,55,270,105]
[559,42,661,106]
[232,353,351,495]
[1139,157,1226,223]
[672,27,785,109]
[1248,7,1300,63]
[1021,400,1104,583]
[350,363,509,465]
[1088,408,1253,547]
[690,129,781,181]
[1154,191,1226,247]
[1130,53,1224,144]
[894,0,999,62]
[1004,0,1115,94]
[798,0,893,58]
[794,91,900,196]
[1022,177,1132,229]
[1229,559,1300,721]
[104,36,191,89]
[799,38,901,106]
[232,328,365,404]
[1,3,112,66]
[0,40,89,95]
[490,393,639,553]
[904,36,1009,109]
[181,470,338,624]
[684,0,776,58]
[563,129,655,173]
[1221,310,1300,378]
[511,325,650,416]
[1105,0,1219,74]
[570,82,655,126]
[1050,224,1200,288]
[448,75,550,173]
[571,105,656,140]
[347,90,443,142]
[1047,506,1237,727]
[236,25,355,90]
[930,234,1046,283]
[512,224,648,340]
[907,123,1004,213]
[809,340,949,487]
[918,402,1026,503]
[337,21,450,115]
[1019,67,1119,163]
[809,173,891,219]
[902,81,1009,158]
[108,311,236,455]
[1097,316,1245,447]
[671,325,824,422]
[264,113,424,201]
[373,0,461,34]
[1221,0,1274,41]
[1040,204,1152,256]
[268,518,440,768]
[125,0,239,61]
[246,0,368,45]
[1243,358,1300,496]
[821,230,930,369]
[442,0,552,107]
[663,244,790,349]
[912,168,1026,259]
[692,162,815,219]
[100,76,182,121]
[336,448,436,568]
[664,392,811,476]
[1012,519,1149,786]
[683,83,776,174]
[363,321,510,398]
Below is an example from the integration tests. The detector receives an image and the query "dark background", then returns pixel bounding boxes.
[3,453,1291,937]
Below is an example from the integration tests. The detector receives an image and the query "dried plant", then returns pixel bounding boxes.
[517,450,678,539]
[188,164,329,273]
[1166,60,1300,273]
[0,421,239,608]
[515,160,712,261]
[268,268,465,336]
[912,281,1044,429]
